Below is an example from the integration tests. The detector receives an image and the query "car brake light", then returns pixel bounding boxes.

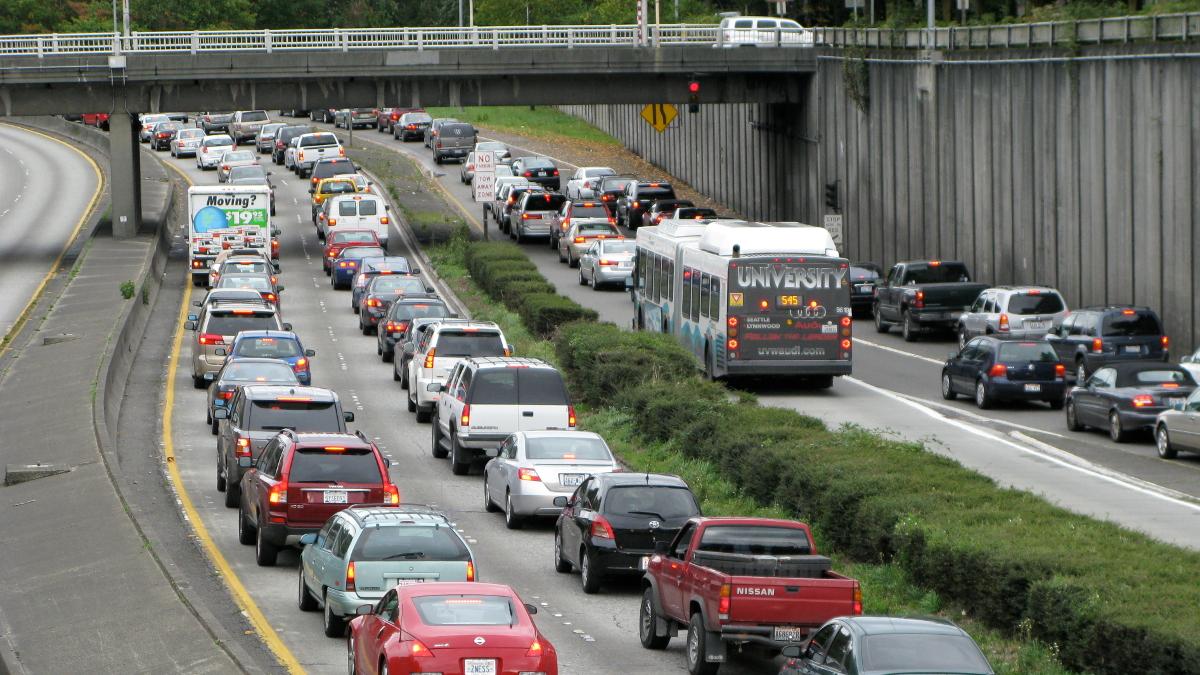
[235,436,251,457]
[989,364,1007,377]
[568,405,576,428]
[560,217,571,229]
[1092,338,1103,353]
[384,483,400,505]
[199,333,225,345]
[998,313,1009,331]
[518,468,540,482]
[1162,336,1169,349]
[1122,309,1136,315]
[262,292,277,303]
[598,259,618,266]
[574,236,586,244]
[424,348,436,369]
[590,515,614,540]
[552,169,559,176]
[460,404,470,427]
[1055,364,1066,379]
[436,142,442,148]
[219,390,235,400]
[526,641,544,657]
[852,584,863,614]
[928,260,941,266]
[366,298,382,307]
[466,560,476,582]
[410,639,433,656]
[633,201,640,208]
[221,165,229,171]
[345,561,356,592]
[381,216,389,224]
[293,358,308,371]
[523,171,532,177]
[1133,394,1155,408]
[268,479,288,505]
[727,338,739,350]
[338,146,346,157]
[718,583,731,620]
[276,140,284,148]
[914,290,925,309]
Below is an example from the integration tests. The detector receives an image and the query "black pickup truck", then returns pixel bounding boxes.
[873,261,988,342]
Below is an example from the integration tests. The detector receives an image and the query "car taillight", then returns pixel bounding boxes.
[383,483,400,505]
[219,390,234,400]
[293,357,308,371]
[1055,364,1066,379]
[345,561,356,592]
[633,201,640,209]
[523,171,532,177]
[466,560,476,582]
[328,217,337,226]
[338,261,352,268]
[221,165,229,171]
[460,404,470,427]
[989,364,1008,377]
[298,151,305,161]
[268,480,288,505]
[235,436,252,457]
[559,217,571,230]
[436,142,443,148]
[598,259,618,266]
[552,169,559,176]
[365,298,382,307]
[1162,335,1170,349]
[199,333,225,345]
[590,515,614,540]
[913,290,925,309]
[526,641,544,658]
[276,140,284,148]
[338,147,346,157]
[407,124,416,129]
[574,236,586,244]
[852,584,863,614]
[521,213,538,219]
[1092,338,1103,353]
[518,468,540,482]
[381,216,389,224]
[998,313,1009,332]
[262,292,277,303]
[1133,394,1155,408]
[423,348,436,369]
[410,639,433,656]
[718,584,731,620]
[727,338,739,351]
[271,239,279,252]
[568,405,576,428]
[202,147,208,153]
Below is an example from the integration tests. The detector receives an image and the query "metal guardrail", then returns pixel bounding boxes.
[0,13,1195,57]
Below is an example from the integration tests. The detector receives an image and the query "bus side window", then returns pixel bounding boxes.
[636,250,646,289]
[681,269,692,318]
[700,274,711,319]
[665,259,674,302]
[648,254,658,301]
[691,272,700,321]
[710,277,721,318]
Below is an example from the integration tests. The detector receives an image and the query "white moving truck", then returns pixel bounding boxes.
[188,185,272,286]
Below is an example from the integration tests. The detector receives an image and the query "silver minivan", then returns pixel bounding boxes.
[956,286,1069,348]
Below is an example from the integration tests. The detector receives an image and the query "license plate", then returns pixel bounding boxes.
[560,473,584,487]
[855,284,872,293]
[1024,383,1042,393]
[1123,345,1141,354]
[537,170,548,176]
[619,262,633,268]
[386,578,423,589]
[1025,321,1047,330]
[639,556,649,571]
[773,626,805,642]
[323,490,348,504]
[464,659,496,675]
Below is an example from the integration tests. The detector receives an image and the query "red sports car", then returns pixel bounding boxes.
[347,582,558,675]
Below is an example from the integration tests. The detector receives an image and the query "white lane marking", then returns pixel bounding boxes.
[886,390,1068,439]
[280,179,289,187]
[13,194,20,202]
[844,375,1200,512]
[854,337,945,366]
[1011,431,1200,500]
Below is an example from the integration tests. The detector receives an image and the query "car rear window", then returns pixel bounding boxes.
[903,263,971,284]
[697,526,812,555]
[850,266,881,281]
[233,337,302,359]
[675,208,718,219]
[525,193,567,210]
[222,261,270,274]
[333,232,378,244]
[407,114,433,123]
[440,124,475,137]
[998,342,1058,362]
[638,187,676,200]
[1117,369,1193,387]
[578,223,618,236]
[240,111,269,122]
[341,246,386,259]
[525,436,611,461]
[518,369,569,405]
[320,181,356,195]
[572,205,610,219]
[1007,292,1065,315]
[289,448,381,483]
[228,166,267,181]
[351,526,470,562]
[600,178,633,191]
[603,486,700,519]
[863,634,991,672]
[217,276,272,292]
[412,595,515,626]
[357,199,379,215]
[300,133,338,147]
[206,313,278,334]
[314,161,357,178]
[338,201,358,217]
[247,400,342,432]
[436,331,506,358]
[370,276,426,294]
[522,158,555,169]
[222,361,297,383]
[224,151,255,162]
[391,303,449,320]
[1103,311,1162,336]
[602,241,635,255]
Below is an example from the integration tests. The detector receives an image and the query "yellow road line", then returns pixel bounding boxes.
[159,159,307,674]
[0,122,104,358]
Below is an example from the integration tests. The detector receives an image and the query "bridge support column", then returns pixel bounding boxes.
[108,111,142,239]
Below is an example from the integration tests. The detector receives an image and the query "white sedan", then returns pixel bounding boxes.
[171,128,206,158]
[566,166,616,200]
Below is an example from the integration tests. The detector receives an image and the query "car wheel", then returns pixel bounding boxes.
[298,565,318,611]
[941,372,956,400]
[639,588,671,650]
[216,461,226,492]
[211,418,219,436]
[580,546,601,594]
[255,523,278,566]
[902,310,918,342]
[415,401,430,423]
[504,492,523,530]
[347,637,357,675]
[224,478,239,508]
[431,416,448,458]
[237,502,255,545]
[1157,425,1179,459]
[553,530,571,573]
[974,380,992,409]
[569,252,580,269]
[873,305,889,333]
[558,245,567,263]
[192,374,207,389]
[483,476,500,512]
[578,267,587,286]
[382,347,393,364]
[1065,398,1084,431]
[323,590,345,638]
[686,613,719,675]
[1109,410,1127,443]
[450,430,470,476]
[1048,397,1064,411]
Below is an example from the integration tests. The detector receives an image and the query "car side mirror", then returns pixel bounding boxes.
[192,300,202,307]
[276,285,286,292]
[450,313,460,319]
[385,205,391,211]
[305,349,316,357]
[344,411,355,423]
[185,321,197,331]
[187,313,198,322]
[383,457,391,468]
[214,348,228,356]
[203,372,215,381]
[484,447,499,458]
[282,322,293,331]
[355,605,373,616]
[411,267,421,275]
[266,171,273,176]
[552,496,568,508]
[273,264,281,273]
[524,603,538,615]
[238,456,254,468]
[781,645,801,658]
[425,286,435,293]
[214,408,229,419]
[299,533,317,546]
[426,383,443,393]
[1183,355,1193,364]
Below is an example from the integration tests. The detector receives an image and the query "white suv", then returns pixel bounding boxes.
[407,321,510,423]
[430,357,575,476]
[716,16,814,47]
[956,286,1069,348]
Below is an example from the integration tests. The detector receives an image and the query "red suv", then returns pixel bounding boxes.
[238,429,398,566]
[322,229,382,274]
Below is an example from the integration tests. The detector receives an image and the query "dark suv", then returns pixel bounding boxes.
[552,472,701,594]
[1045,306,1168,383]
[618,181,676,229]
[377,298,453,363]
[214,385,354,508]
[272,125,311,165]
[238,430,397,566]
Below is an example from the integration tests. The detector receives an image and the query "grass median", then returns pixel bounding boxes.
[425,106,620,147]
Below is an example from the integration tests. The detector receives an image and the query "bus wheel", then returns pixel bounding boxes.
[704,345,716,382]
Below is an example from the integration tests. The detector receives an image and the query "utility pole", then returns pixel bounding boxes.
[458,0,463,27]
[927,0,935,46]
[122,0,130,37]
[654,0,660,47]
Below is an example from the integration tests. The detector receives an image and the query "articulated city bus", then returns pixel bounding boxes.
[633,220,853,383]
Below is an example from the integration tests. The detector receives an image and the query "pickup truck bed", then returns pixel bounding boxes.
[874,261,988,342]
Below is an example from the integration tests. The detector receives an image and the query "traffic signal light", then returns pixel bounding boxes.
[688,80,700,113]
[825,181,839,210]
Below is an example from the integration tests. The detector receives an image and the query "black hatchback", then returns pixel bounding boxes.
[942,336,1067,410]
[552,473,701,594]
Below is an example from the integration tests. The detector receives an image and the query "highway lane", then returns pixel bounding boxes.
[159,134,775,674]
[309,116,1200,549]
[0,123,101,339]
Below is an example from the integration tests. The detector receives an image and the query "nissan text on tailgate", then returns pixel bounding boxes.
[641,517,861,673]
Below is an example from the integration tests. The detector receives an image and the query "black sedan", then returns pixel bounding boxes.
[150,121,183,151]
[513,156,561,191]
[1066,362,1196,442]
[778,616,993,675]
[848,262,883,315]
[942,337,1067,409]
[553,472,700,594]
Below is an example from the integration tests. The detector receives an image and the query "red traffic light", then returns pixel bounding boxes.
[688,81,700,93]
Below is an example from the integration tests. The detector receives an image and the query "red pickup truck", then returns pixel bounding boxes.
[640,517,862,675]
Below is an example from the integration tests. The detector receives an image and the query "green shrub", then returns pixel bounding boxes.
[516,293,598,339]
[119,280,135,299]
[554,321,698,404]
[495,279,556,306]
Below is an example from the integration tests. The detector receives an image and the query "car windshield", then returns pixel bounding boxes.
[412,595,516,626]
[525,436,612,462]
[340,247,386,260]
[903,263,971,284]
[351,526,470,562]
[370,276,426,294]
[233,336,302,359]
[435,331,506,358]
[240,111,269,122]
[206,313,277,334]
[1102,312,1162,336]
[525,193,567,210]
[221,361,297,383]
[247,400,342,432]
[572,205,610,219]
[697,526,812,555]
[1007,292,1064,315]
[224,151,255,162]
[391,303,449,320]
[332,232,378,245]
[300,133,338,147]
[602,241,635,255]
[604,486,700,519]
[289,448,380,483]
[998,342,1058,362]
[862,634,991,672]
[1119,369,1194,387]
[217,276,272,291]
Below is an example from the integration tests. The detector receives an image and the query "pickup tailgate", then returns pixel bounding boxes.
[918,282,988,310]
[728,574,859,630]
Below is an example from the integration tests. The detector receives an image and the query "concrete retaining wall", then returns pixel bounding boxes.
[566,47,1200,352]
